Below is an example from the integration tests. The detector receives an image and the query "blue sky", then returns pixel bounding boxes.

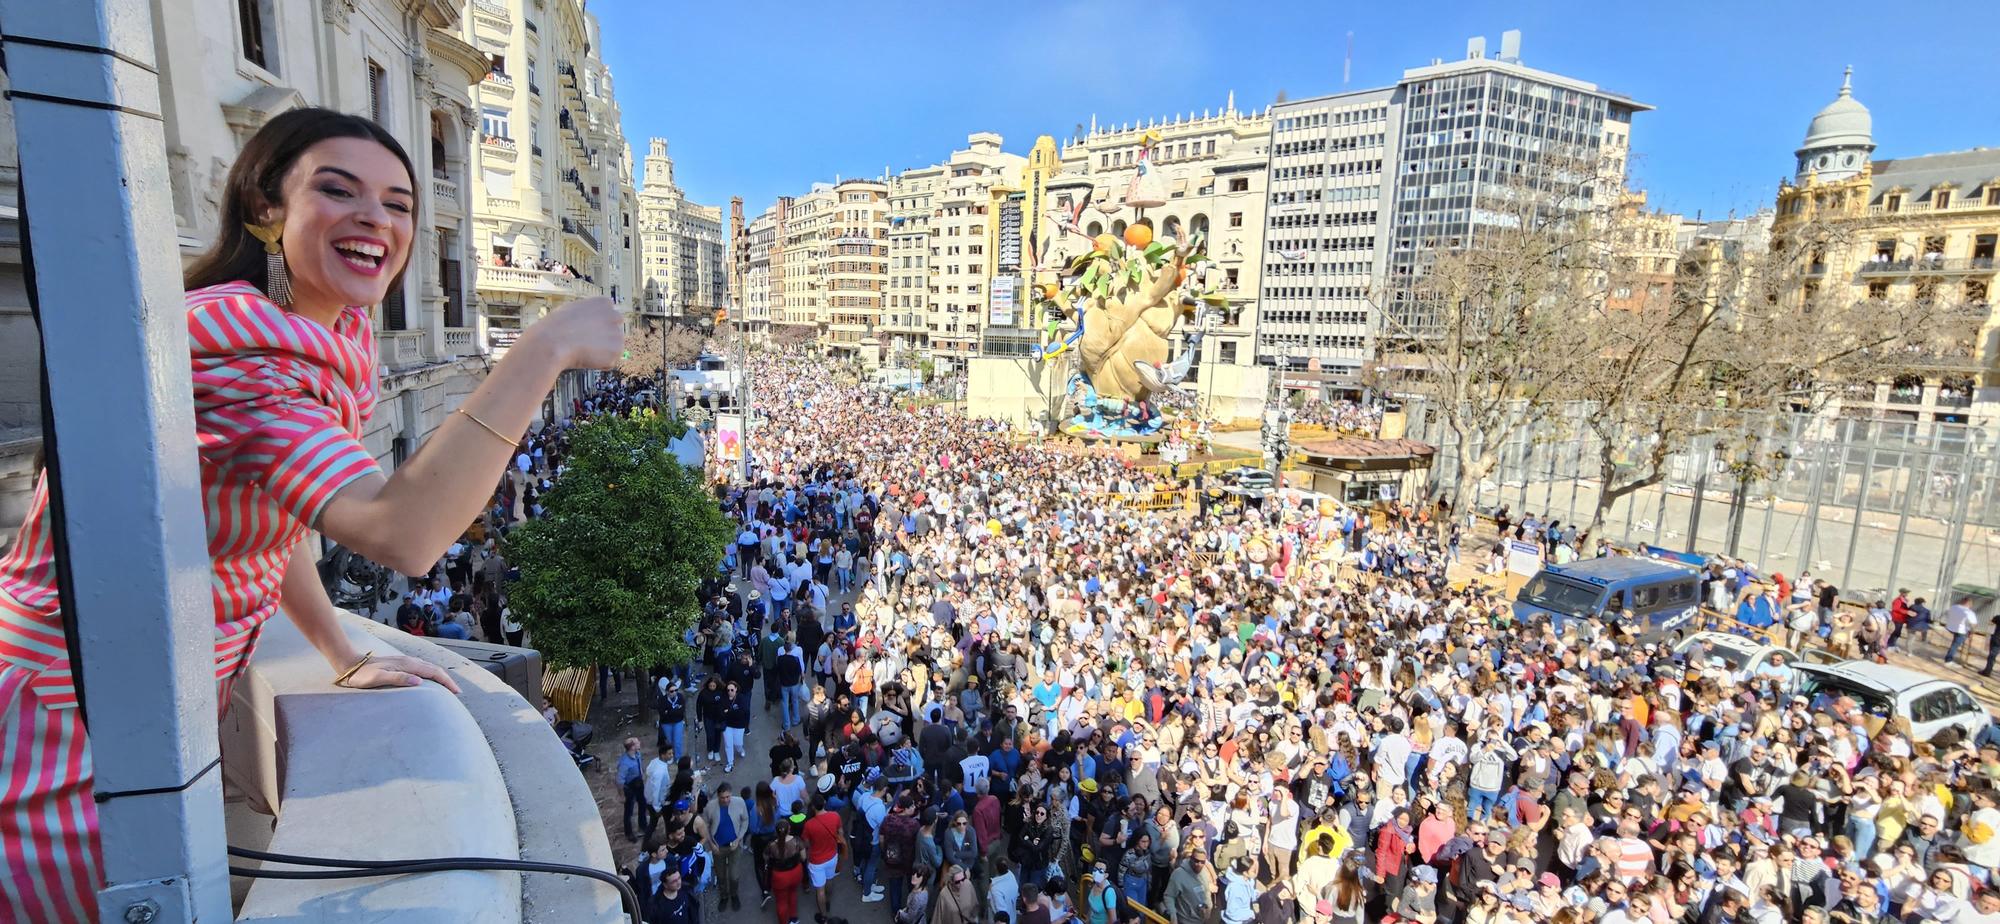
[593,0,1999,223]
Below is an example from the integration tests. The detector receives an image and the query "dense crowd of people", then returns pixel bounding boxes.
[559,353,2000,924]
[1290,400,1385,437]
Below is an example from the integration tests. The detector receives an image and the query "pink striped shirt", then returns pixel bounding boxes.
[0,281,380,708]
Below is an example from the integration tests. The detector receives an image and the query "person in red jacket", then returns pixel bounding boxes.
[1374,807,1415,900]
[1888,589,1914,650]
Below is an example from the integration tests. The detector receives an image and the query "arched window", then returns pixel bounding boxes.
[1086,221,1103,238]
[1190,214,1210,236]
[1162,216,1182,242]
[1112,219,1127,237]
[1136,217,1154,231]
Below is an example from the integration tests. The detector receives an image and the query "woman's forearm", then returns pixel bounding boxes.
[319,335,566,574]
[281,539,364,671]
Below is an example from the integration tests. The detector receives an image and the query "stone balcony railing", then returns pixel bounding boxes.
[432,177,461,212]
[222,611,620,923]
[380,329,426,369]
[444,327,477,356]
[478,265,600,299]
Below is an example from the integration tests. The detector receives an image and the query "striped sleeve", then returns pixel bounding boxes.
[242,399,381,528]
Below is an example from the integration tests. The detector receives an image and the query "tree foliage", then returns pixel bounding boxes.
[504,413,731,669]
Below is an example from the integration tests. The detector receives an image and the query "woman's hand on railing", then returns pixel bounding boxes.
[344,652,462,693]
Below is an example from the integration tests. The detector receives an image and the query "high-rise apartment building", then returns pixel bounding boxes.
[741,203,780,336]
[1258,31,1648,391]
[755,178,890,352]
[822,179,891,352]
[922,135,1024,366]
[636,139,727,322]
[886,163,945,356]
[1382,33,1647,337]
[1260,88,1397,379]
[780,185,834,329]
[580,43,641,312]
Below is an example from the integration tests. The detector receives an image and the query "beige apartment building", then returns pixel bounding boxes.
[1045,100,1272,374]
[821,179,890,353]
[886,163,945,357]
[740,202,780,336]
[780,184,834,329]
[921,135,1026,367]
[636,139,727,323]
[464,0,632,372]
[1773,69,2000,422]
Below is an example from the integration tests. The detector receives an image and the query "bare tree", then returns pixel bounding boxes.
[1557,200,1979,538]
[616,318,705,380]
[1371,153,1610,512]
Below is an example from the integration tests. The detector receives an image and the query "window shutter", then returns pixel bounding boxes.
[383,288,406,331]
[367,62,385,123]
[238,0,266,68]
[443,258,464,328]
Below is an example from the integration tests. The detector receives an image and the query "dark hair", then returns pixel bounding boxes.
[184,107,417,299]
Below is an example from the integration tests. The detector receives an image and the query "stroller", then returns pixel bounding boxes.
[555,717,597,772]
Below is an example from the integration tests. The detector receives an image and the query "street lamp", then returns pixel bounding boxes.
[735,298,753,483]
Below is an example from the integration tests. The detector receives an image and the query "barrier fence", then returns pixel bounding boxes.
[1404,399,2000,611]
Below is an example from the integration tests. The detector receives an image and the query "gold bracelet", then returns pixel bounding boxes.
[333,651,374,688]
[455,407,518,448]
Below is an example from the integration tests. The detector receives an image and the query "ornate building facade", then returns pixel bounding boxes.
[1773,69,2000,422]
[636,139,727,323]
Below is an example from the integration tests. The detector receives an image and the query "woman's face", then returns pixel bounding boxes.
[271,137,414,313]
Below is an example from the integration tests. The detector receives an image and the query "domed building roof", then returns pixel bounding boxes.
[1798,67,1873,156]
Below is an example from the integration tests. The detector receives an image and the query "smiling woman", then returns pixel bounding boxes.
[0,107,623,923]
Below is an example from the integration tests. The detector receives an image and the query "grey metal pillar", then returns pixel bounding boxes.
[1564,435,1581,524]
[1886,430,1935,594]
[1936,441,1982,606]
[1840,442,1879,592]
[1,0,231,920]
[1687,436,1710,556]
[1797,426,1836,573]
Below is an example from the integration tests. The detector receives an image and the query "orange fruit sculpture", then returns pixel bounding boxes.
[1093,233,1118,254]
[1124,224,1153,249]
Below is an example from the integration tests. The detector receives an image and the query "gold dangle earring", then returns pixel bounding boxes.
[246,221,292,305]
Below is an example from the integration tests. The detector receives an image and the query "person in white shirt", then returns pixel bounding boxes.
[1945,598,1980,665]
[642,744,675,830]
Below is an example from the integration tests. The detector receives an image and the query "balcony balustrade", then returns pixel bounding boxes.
[224,611,619,922]
[479,264,597,298]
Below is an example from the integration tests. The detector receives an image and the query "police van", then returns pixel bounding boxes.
[1511,557,1703,638]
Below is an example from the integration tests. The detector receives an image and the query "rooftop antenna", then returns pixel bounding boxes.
[1343,31,1353,87]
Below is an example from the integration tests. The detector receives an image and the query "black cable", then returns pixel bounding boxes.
[227,846,643,924]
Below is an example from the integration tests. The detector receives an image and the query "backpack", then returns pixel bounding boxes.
[879,813,919,871]
[679,844,713,894]
[886,746,921,783]
[848,798,874,842]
